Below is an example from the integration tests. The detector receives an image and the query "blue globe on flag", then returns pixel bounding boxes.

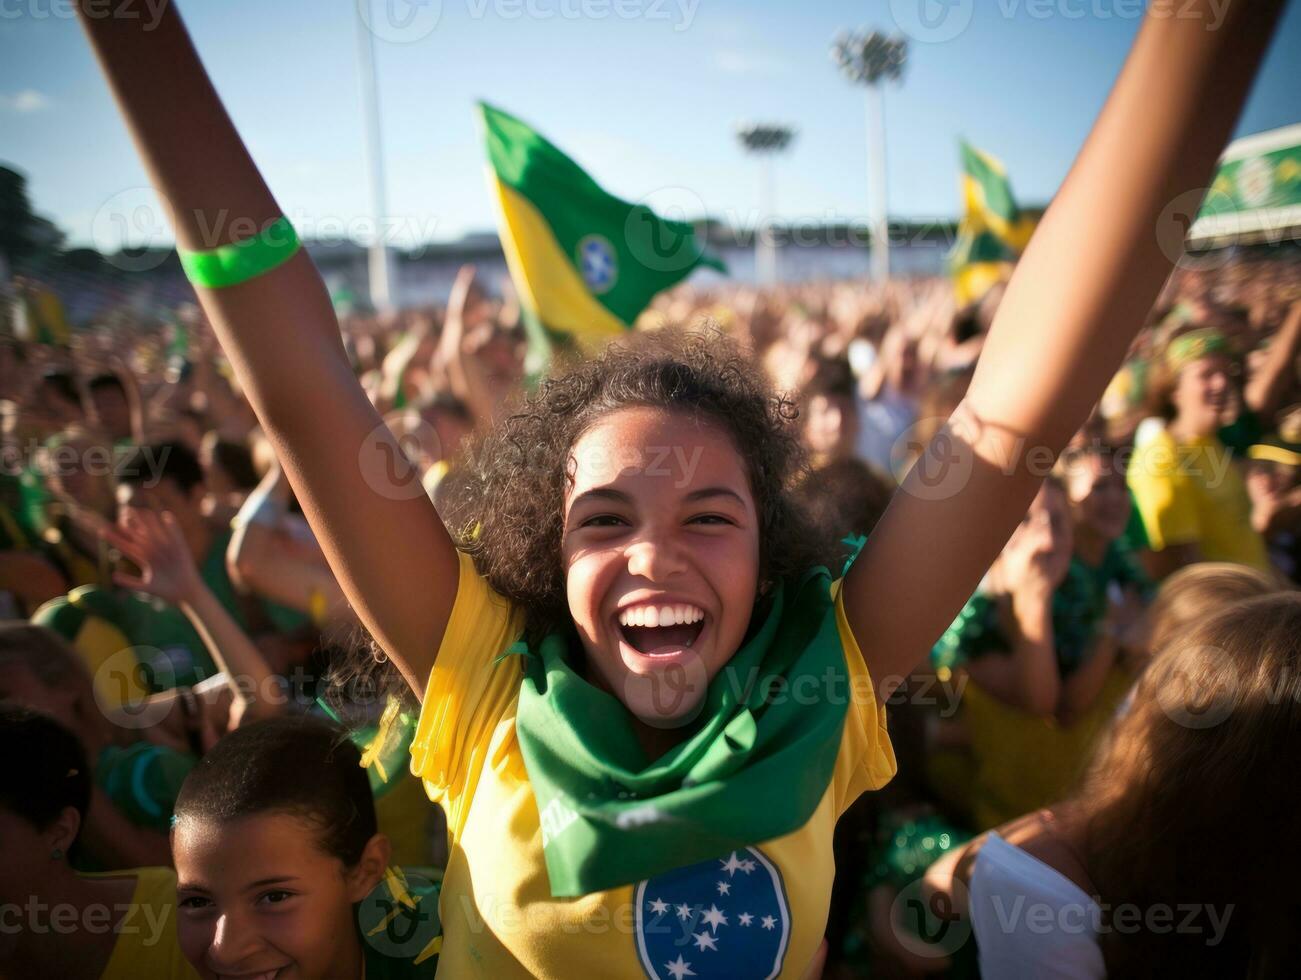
[633,846,791,980]
[577,234,618,294]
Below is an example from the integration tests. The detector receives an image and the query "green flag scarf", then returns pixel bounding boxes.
[512,565,850,898]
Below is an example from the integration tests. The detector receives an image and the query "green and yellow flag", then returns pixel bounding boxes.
[948,140,1036,306]
[479,103,724,369]
[16,282,71,346]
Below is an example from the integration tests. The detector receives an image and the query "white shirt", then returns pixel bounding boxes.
[969,832,1106,979]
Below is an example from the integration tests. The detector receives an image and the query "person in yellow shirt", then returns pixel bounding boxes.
[76,1,1282,976]
[0,705,197,980]
[1129,328,1270,576]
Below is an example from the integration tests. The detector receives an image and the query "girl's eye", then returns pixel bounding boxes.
[689,514,732,526]
[258,890,295,906]
[178,895,211,911]
[581,514,627,528]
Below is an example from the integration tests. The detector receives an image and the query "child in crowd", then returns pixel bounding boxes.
[171,715,440,979]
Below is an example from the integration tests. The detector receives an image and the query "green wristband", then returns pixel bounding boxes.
[178,216,301,289]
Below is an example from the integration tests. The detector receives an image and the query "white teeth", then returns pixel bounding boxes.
[618,604,705,627]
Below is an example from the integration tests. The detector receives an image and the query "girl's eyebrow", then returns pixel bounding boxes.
[569,487,632,509]
[243,876,300,892]
[682,487,746,505]
[569,486,746,509]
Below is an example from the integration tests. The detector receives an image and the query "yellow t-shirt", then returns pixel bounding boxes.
[410,552,895,979]
[93,866,199,980]
[1128,429,1268,570]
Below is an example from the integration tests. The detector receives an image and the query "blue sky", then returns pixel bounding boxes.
[1,0,1298,250]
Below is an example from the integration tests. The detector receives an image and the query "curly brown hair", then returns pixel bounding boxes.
[442,327,830,639]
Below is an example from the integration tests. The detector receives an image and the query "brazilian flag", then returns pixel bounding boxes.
[948,140,1037,306]
[479,103,724,371]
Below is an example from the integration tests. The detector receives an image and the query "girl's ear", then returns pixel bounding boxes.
[47,805,82,859]
[345,832,392,903]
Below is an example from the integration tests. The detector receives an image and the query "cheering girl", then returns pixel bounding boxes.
[77,1,1281,975]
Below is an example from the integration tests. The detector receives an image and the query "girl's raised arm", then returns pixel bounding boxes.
[76,2,458,696]
[845,0,1285,696]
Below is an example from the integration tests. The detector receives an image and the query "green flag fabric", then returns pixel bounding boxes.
[479,102,724,368]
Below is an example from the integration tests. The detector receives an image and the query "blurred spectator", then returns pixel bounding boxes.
[1129,328,1269,575]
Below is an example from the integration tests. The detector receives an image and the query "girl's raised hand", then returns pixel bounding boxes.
[77,1,460,695]
[843,0,1285,698]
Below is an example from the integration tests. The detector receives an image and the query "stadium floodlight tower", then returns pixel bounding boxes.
[831,29,907,283]
[735,123,795,285]
[355,0,396,313]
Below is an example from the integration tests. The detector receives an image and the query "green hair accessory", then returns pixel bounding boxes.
[1165,327,1229,374]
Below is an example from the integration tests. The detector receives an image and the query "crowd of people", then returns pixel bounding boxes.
[2,0,1298,977]
[5,241,1298,976]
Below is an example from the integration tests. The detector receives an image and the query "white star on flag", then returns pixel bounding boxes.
[720,853,745,877]
[636,847,789,979]
[701,904,729,931]
[692,930,719,952]
[665,954,696,979]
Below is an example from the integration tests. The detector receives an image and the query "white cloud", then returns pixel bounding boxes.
[0,90,52,113]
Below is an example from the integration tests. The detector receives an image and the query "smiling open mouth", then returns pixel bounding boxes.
[620,622,704,654]
[617,605,705,655]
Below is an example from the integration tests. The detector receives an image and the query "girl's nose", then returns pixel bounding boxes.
[625,536,688,582]
[206,912,263,970]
